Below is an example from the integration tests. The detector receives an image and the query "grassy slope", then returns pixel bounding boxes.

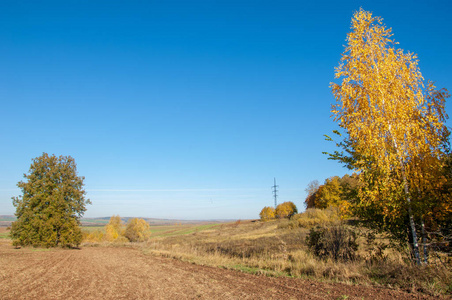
[141,219,451,297]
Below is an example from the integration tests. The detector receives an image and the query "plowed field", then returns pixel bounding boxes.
[0,237,440,299]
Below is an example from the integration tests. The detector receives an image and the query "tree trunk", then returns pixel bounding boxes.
[421,218,429,264]
[402,175,421,265]
[389,124,421,265]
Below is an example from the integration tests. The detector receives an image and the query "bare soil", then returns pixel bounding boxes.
[0,238,442,299]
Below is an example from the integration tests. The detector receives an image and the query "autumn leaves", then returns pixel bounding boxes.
[330,9,450,264]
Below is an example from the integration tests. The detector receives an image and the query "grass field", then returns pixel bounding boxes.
[149,223,221,237]
[81,225,107,233]
[0,231,9,239]
[81,223,221,236]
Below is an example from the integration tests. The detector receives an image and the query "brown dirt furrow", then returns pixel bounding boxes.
[0,240,442,299]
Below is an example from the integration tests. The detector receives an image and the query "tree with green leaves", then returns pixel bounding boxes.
[329,9,450,263]
[10,153,91,248]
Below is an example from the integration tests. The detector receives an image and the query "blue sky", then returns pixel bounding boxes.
[1,0,451,220]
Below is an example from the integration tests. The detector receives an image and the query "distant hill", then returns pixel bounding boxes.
[0,215,15,227]
[81,217,233,226]
[0,215,234,227]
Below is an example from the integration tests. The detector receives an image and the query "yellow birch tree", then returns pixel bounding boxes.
[105,215,125,242]
[330,9,450,264]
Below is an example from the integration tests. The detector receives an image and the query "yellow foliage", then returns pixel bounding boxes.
[305,193,316,209]
[276,201,298,219]
[83,230,104,243]
[339,201,352,220]
[259,206,276,221]
[314,177,342,209]
[105,215,125,242]
[331,9,450,223]
[292,208,340,228]
[306,174,359,218]
[124,218,151,242]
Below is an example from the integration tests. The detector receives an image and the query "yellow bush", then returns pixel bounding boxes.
[83,230,105,243]
[125,218,151,242]
[291,208,340,228]
[259,206,276,221]
[105,215,125,242]
[276,201,298,219]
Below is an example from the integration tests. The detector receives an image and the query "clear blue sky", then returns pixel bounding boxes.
[1,0,451,220]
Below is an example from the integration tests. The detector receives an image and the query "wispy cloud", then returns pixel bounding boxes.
[86,188,267,192]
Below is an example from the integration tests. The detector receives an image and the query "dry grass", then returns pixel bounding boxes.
[139,219,451,296]
[77,216,451,296]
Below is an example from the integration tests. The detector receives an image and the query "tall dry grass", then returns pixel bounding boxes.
[141,214,451,296]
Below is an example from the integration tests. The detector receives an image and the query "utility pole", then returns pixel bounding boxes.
[272,178,279,208]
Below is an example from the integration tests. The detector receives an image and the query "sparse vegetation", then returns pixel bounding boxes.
[142,216,451,296]
[83,215,152,244]
[286,208,340,229]
[306,224,358,262]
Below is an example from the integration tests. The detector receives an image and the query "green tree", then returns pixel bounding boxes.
[330,9,450,263]
[10,153,90,248]
[339,173,360,203]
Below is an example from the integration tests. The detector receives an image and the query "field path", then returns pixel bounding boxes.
[0,239,438,300]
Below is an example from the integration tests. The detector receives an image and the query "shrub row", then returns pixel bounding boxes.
[84,215,151,243]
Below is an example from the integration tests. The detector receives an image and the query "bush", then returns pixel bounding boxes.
[259,206,276,221]
[105,215,126,242]
[83,230,105,243]
[125,218,151,242]
[306,225,358,262]
[276,201,298,219]
[290,208,340,229]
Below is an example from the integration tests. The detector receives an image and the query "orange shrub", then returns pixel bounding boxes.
[276,201,298,219]
[259,206,276,221]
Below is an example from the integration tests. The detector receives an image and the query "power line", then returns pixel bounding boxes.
[272,178,278,208]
